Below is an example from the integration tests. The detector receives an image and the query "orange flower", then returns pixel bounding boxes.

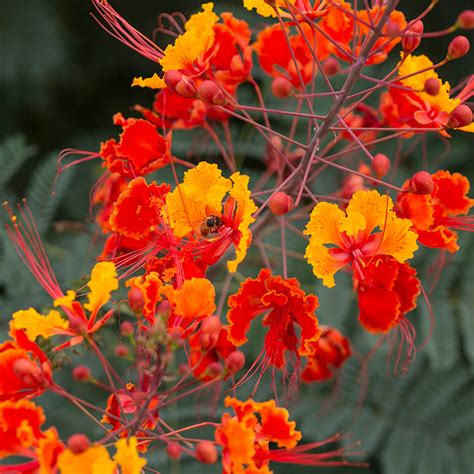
[0,329,52,401]
[109,177,171,241]
[302,326,351,383]
[165,162,257,272]
[100,113,171,177]
[397,170,474,253]
[304,190,418,288]
[254,23,328,87]
[126,272,163,324]
[227,269,320,369]
[215,397,302,474]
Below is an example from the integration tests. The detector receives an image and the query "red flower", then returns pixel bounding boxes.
[227,269,320,369]
[302,326,351,383]
[397,170,474,253]
[100,113,171,177]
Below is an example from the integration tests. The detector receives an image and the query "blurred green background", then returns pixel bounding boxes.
[1,1,473,473]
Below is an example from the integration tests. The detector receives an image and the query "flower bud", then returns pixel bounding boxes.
[206,362,224,378]
[269,192,294,215]
[120,321,134,336]
[371,153,391,178]
[447,36,470,59]
[448,104,473,128]
[424,77,440,96]
[164,70,197,98]
[271,77,293,98]
[200,316,222,350]
[457,10,474,30]
[67,434,90,454]
[73,365,92,381]
[128,287,144,313]
[195,441,218,464]
[402,21,424,53]
[409,171,434,195]
[12,359,43,386]
[115,344,129,357]
[322,57,340,76]
[224,351,246,374]
[386,20,401,38]
[167,442,182,460]
[198,80,226,105]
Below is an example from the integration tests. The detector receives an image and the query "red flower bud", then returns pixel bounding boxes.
[120,321,135,336]
[224,351,246,374]
[448,104,473,128]
[115,344,129,357]
[73,365,92,382]
[271,77,293,98]
[167,442,182,460]
[402,21,424,53]
[206,362,224,378]
[409,171,434,195]
[447,36,470,59]
[195,441,218,464]
[269,191,294,215]
[200,316,222,350]
[386,20,401,38]
[371,153,391,178]
[424,77,440,96]
[12,359,44,386]
[164,70,197,98]
[67,434,90,454]
[457,10,474,30]
[128,287,144,313]
[322,57,340,76]
[198,80,226,105]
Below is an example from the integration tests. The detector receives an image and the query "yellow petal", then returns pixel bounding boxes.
[340,211,366,237]
[10,308,69,341]
[227,172,257,273]
[243,0,296,17]
[84,262,118,313]
[377,214,419,262]
[304,242,347,288]
[132,73,166,89]
[57,445,116,474]
[53,290,76,310]
[114,437,147,474]
[304,201,345,246]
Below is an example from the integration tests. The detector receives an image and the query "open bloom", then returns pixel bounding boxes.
[302,326,351,383]
[227,269,320,369]
[165,161,257,272]
[304,190,418,288]
[397,170,474,253]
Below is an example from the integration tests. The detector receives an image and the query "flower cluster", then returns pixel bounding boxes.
[2,0,473,472]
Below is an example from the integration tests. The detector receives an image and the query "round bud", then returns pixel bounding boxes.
[424,77,440,96]
[271,77,293,98]
[115,344,129,358]
[157,300,171,317]
[206,362,224,378]
[448,104,473,128]
[12,359,43,386]
[73,365,92,382]
[67,434,90,454]
[224,351,246,374]
[198,80,226,105]
[120,321,134,336]
[322,57,340,76]
[402,20,424,53]
[269,192,294,216]
[200,316,222,350]
[167,442,182,460]
[164,70,197,98]
[409,171,434,195]
[371,153,391,178]
[195,441,218,464]
[386,20,401,38]
[457,10,474,30]
[128,287,144,313]
[447,36,470,59]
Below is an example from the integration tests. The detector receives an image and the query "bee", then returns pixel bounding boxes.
[200,215,223,237]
